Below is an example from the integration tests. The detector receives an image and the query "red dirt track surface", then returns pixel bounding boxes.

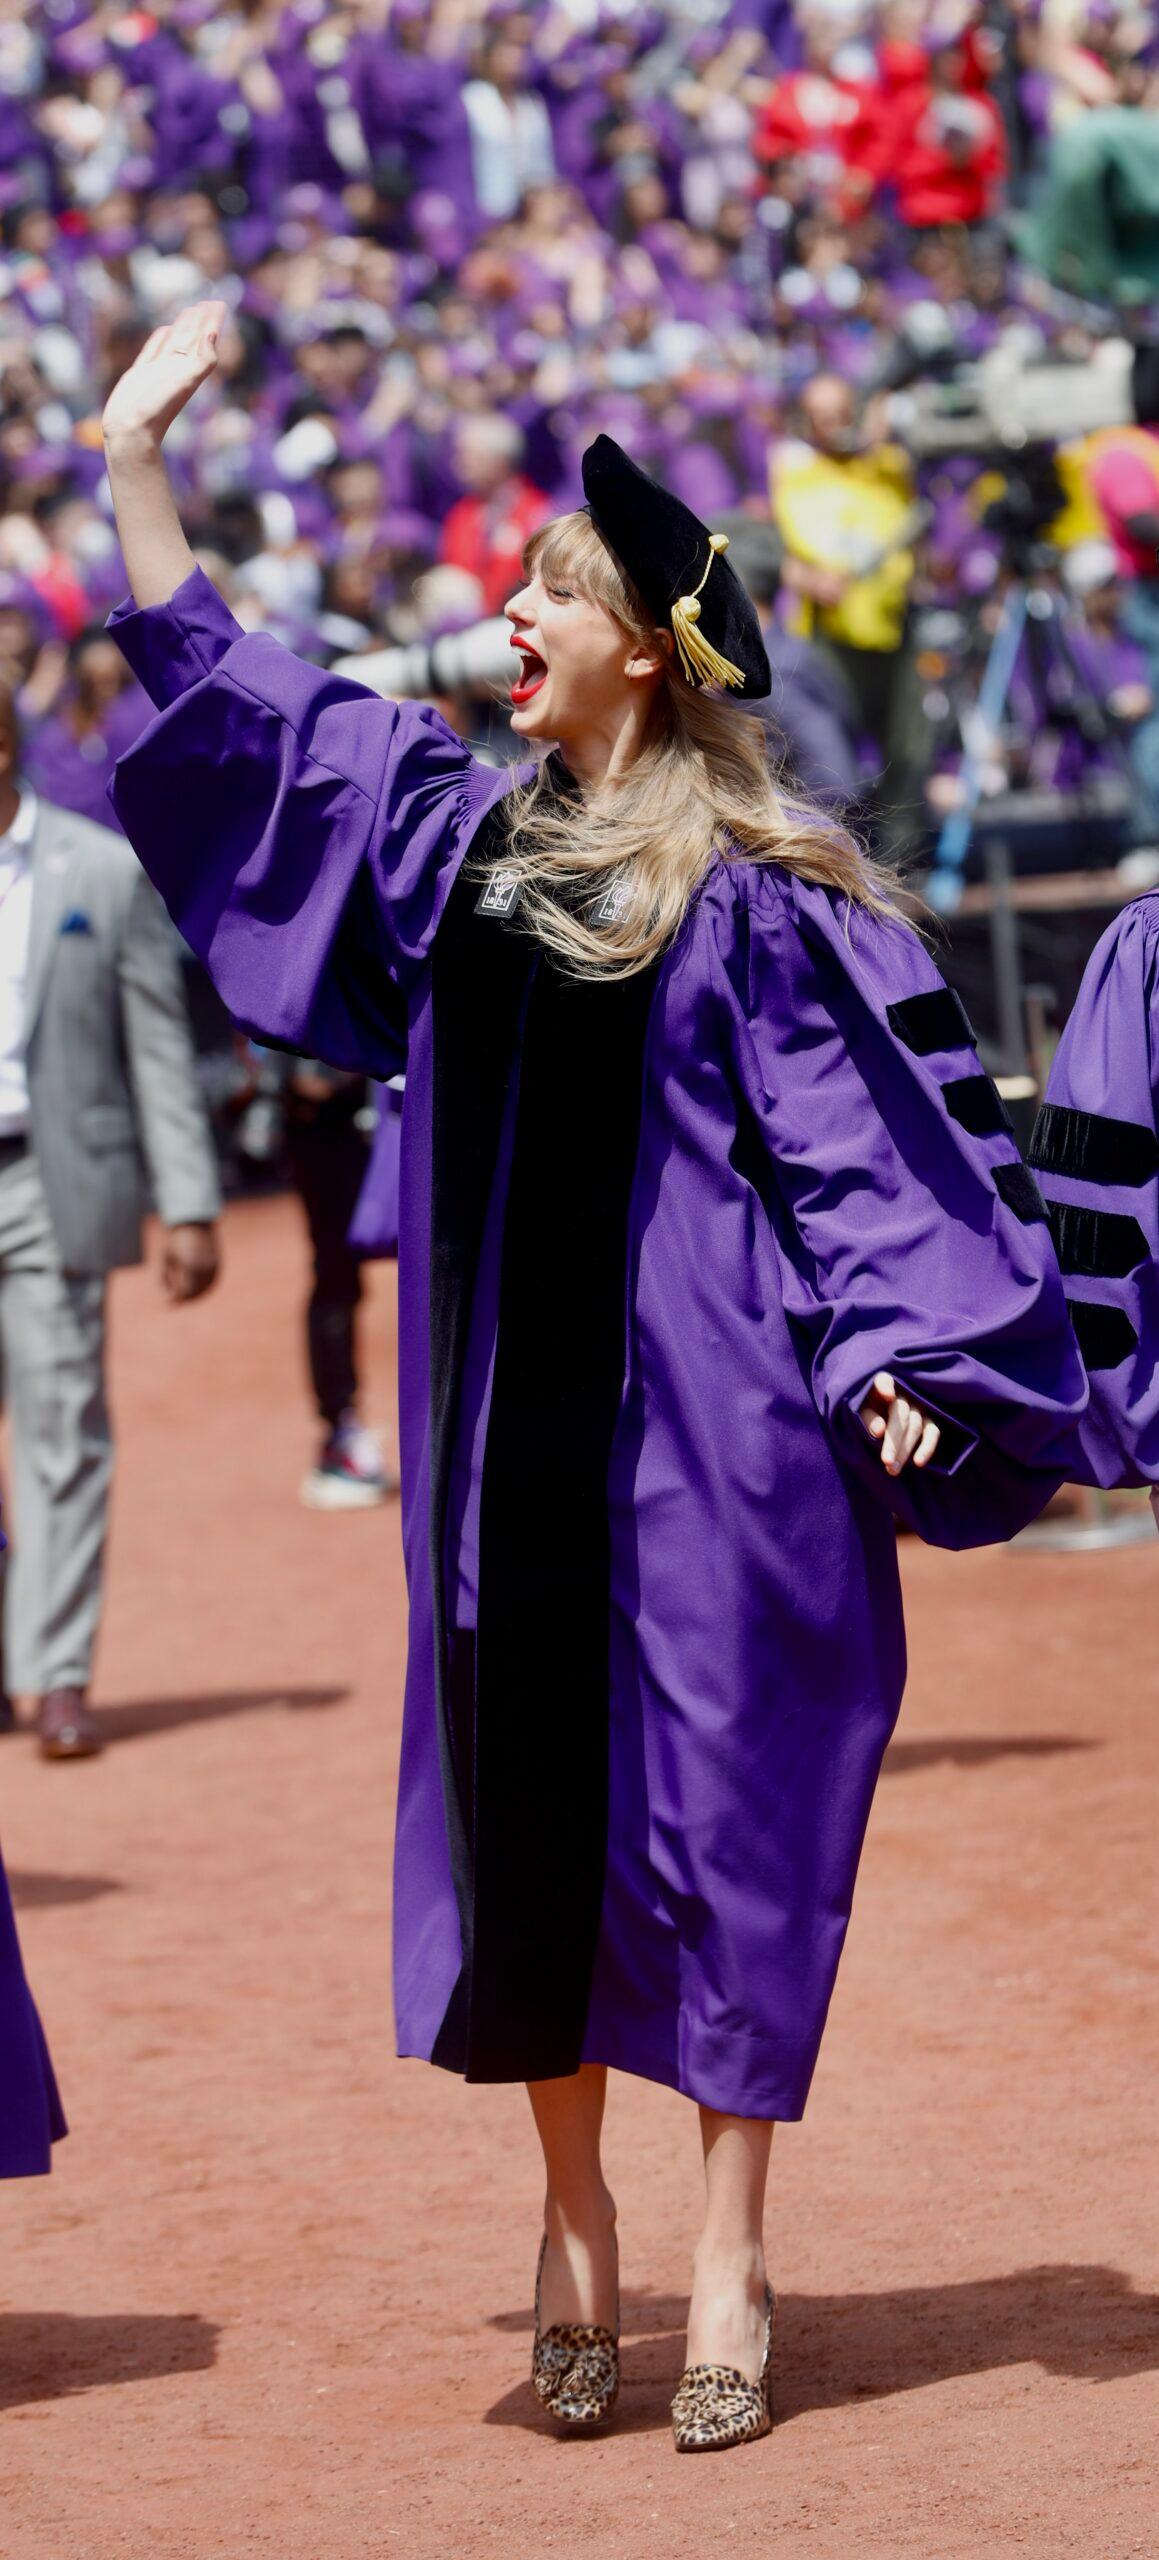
[2,1193,1156,2556]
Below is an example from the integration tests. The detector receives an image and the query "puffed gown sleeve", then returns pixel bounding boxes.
[719,866,1088,1546]
[1028,898,1159,1487]
[106,566,515,1075]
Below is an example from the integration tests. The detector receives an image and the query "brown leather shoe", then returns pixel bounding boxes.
[37,1688,104,1760]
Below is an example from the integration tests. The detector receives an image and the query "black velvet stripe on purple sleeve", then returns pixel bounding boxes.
[886,987,978,1057]
[1066,1298,1139,1372]
[1030,1102,1159,1188]
[1048,1202,1149,1279]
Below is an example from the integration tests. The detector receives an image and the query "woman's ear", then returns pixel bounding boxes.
[625,631,671,683]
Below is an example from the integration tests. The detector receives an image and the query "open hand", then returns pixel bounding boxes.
[859,1372,941,1476]
[102,302,227,453]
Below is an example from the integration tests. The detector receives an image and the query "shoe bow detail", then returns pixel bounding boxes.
[531,2321,620,2425]
[671,2290,775,2452]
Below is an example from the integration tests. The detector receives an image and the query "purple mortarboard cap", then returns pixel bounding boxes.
[0,572,51,640]
[446,341,492,379]
[68,445,108,498]
[583,391,649,444]
[10,446,75,485]
[664,443,740,519]
[680,376,740,422]
[378,508,439,556]
[626,10,668,59]
[283,183,344,231]
[51,27,107,75]
[410,188,470,255]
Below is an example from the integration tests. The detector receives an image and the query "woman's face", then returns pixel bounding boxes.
[504,564,660,749]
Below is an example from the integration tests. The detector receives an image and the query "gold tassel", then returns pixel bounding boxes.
[669,531,746,691]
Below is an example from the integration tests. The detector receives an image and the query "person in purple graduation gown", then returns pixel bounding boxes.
[1030,897,1159,1494]
[101,303,1085,2455]
[0,1850,66,2178]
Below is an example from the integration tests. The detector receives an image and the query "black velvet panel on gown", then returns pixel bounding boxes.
[428,819,660,2081]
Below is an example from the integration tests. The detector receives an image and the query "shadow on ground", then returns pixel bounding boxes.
[0,2312,219,2411]
[92,1686,348,1743]
[485,2263,1158,2436]
[9,1871,124,1911]
[884,1734,1096,1776]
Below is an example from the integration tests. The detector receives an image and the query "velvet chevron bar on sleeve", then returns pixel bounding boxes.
[1032,894,1159,1487]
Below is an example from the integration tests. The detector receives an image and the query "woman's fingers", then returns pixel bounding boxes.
[913,1418,942,1471]
[103,302,225,445]
[858,1375,940,1473]
[881,1394,933,1474]
[860,1370,893,1438]
[882,1395,915,1472]
[165,301,223,361]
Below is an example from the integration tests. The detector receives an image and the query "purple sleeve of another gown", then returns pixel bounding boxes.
[106,567,513,1075]
[717,866,1087,1547]
[348,1086,402,1258]
[1031,897,1159,1488]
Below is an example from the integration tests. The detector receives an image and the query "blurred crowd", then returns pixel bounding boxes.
[3,0,1159,858]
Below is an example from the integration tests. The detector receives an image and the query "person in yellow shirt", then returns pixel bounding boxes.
[771,374,921,851]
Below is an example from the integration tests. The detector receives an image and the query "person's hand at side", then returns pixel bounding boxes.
[160,1220,221,1305]
[859,1371,942,1475]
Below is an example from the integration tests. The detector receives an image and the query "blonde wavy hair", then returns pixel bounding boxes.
[489,510,905,980]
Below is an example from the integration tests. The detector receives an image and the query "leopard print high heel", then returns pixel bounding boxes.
[530,2232,621,2430]
[671,2285,774,2452]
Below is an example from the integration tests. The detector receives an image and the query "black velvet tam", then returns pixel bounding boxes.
[581,433,771,699]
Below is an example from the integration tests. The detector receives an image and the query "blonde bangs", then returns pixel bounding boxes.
[496,510,906,980]
[522,510,652,629]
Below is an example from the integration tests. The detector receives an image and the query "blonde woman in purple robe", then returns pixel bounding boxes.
[101,304,1085,2454]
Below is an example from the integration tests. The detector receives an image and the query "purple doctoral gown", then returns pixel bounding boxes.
[0,1851,66,2177]
[1032,894,1159,1487]
[108,567,1085,2120]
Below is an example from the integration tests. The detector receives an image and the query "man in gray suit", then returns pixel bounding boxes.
[0,683,221,1760]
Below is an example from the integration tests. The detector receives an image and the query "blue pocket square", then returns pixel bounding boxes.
[60,910,95,937]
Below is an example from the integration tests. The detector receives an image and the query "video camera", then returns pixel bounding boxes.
[877,313,1149,461]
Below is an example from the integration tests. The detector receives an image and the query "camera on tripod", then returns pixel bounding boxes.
[872,315,1159,912]
[880,309,1147,466]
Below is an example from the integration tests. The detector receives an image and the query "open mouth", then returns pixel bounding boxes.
[510,641,548,706]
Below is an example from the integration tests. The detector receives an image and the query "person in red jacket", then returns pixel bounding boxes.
[753,16,882,217]
[438,414,550,618]
[871,35,1006,230]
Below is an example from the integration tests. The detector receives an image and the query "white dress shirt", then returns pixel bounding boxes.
[462,81,555,221]
[0,783,38,1136]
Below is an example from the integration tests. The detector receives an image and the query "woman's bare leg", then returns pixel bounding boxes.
[684,2108,774,2380]
[527,2064,618,2330]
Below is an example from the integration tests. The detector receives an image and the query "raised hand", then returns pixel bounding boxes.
[859,1372,942,1476]
[102,301,227,454]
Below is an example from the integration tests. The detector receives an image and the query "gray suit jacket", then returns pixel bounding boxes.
[22,796,221,1274]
